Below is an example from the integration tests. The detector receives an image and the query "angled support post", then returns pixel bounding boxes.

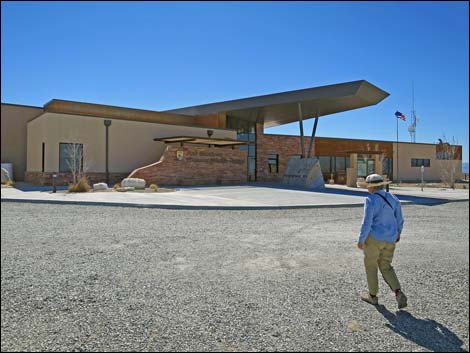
[298,102,305,158]
[307,111,319,158]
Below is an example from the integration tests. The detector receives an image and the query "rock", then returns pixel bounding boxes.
[93,183,108,191]
[282,157,325,190]
[1,168,10,184]
[116,186,135,192]
[347,320,362,332]
[121,178,146,189]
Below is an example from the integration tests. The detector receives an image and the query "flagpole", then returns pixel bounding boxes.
[396,116,399,184]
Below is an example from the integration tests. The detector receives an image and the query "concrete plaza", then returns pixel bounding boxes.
[1,183,469,209]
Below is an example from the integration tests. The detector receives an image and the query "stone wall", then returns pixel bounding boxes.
[128,145,247,186]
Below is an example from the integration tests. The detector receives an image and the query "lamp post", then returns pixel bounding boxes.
[104,120,112,184]
[52,173,57,193]
[207,130,213,148]
[421,165,424,191]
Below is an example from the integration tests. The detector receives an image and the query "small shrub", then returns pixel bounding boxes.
[149,184,159,191]
[5,180,14,187]
[113,183,121,190]
[68,177,91,193]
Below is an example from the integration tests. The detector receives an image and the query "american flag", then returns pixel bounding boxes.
[395,111,406,121]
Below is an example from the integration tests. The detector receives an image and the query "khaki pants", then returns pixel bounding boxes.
[364,236,401,295]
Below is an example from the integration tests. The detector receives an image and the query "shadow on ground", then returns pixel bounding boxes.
[13,185,68,192]
[251,182,453,206]
[9,182,467,207]
[376,305,468,352]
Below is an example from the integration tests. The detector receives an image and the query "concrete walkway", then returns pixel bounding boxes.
[1,183,468,209]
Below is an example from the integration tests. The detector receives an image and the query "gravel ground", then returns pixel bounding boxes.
[1,201,468,352]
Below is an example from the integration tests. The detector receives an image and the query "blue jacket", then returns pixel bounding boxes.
[358,190,404,244]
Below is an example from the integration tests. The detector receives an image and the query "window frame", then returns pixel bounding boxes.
[268,154,279,173]
[411,158,430,168]
[59,142,84,173]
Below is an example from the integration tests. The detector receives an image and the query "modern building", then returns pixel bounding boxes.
[1,80,463,186]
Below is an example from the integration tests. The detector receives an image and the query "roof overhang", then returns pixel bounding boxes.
[165,80,389,128]
[43,99,198,126]
[154,136,249,146]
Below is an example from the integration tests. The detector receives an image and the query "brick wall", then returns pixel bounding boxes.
[256,124,393,183]
[128,145,247,186]
[256,123,303,182]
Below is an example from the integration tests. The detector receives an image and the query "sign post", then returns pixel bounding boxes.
[52,173,57,193]
[421,165,424,191]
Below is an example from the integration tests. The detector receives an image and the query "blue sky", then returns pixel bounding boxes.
[2,1,469,162]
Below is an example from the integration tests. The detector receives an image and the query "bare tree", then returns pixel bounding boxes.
[437,136,459,189]
[65,142,92,184]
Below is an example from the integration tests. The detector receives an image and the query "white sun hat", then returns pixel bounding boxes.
[357,173,392,188]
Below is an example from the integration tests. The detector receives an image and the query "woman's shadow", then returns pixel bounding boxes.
[375,305,468,352]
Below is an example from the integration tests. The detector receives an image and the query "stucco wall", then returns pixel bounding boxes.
[27,112,237,175]
[393,142,463,181]
[1,104,43,180]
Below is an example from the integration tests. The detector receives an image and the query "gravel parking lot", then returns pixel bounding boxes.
[1,201,469,352]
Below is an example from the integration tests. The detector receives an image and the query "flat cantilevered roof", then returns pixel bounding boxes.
[154,136,249,146]
[165,80,389,128]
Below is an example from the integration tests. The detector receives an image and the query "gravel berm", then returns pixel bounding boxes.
[1,201,468,352]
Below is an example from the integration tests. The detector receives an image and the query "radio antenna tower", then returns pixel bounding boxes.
[408,81,417,143]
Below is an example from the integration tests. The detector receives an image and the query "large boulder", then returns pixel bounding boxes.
[121,178,146,189]
[93,182,108,191]
[282,156,325,190]
[1,168,10,184]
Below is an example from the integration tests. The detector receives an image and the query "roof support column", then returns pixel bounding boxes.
[307,111,319,158]
[298,102,305,158]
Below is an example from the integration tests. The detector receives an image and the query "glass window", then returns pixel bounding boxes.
[248,158,256,181]
[411,159,430,167]
[268,154,279,173]
[248,144,256,157]
[357,158,367,177]
[238,133,249,141]
[335,157,346,172]
[382,157,392,176]
[59,143,83,173]
[367,159,375,174]
[228,116,257,181]
[319,156,331,174]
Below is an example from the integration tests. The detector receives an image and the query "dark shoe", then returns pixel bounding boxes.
[361,293,378,305]
[396,291,408,309]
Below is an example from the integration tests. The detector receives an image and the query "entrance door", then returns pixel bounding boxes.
[357,158,376,177]
[227,116,257,181]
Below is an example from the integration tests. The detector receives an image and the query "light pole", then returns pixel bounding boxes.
[52,173,57,193]
[104,120,112,184]
[421,165,424,191]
